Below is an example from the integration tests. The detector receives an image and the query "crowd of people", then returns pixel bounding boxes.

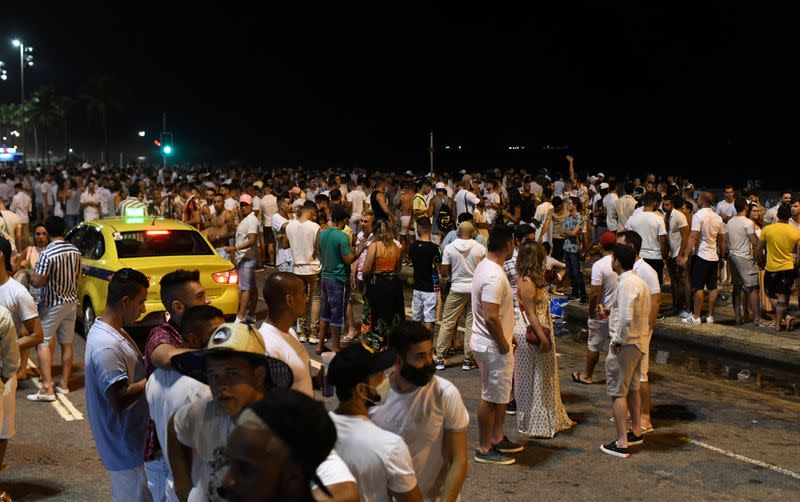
[0,156,798,500]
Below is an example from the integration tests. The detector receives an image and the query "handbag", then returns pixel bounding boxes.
[518,285,550,345]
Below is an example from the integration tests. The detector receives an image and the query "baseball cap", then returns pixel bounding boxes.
[633,186,646,200]
[597,172,605,178]
[328,344,397,391]
[239,194,253,205]
[600,182,609,190]
[239,389,337,498]
[435,182,447,191]
[172,323,294,388]
[0,236,12,271]
[599,231,617,248]
[253,180,264,189]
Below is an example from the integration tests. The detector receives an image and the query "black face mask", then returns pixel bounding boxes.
[400,362,435,387]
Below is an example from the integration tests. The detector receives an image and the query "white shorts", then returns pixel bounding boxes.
[640,344,650,383]
[108,464,152,502]
[587,318,610,353]
[472,345,514,404]
[399,215,412,236]
[412,290,437,323]
[40,303,77,345]
[0,375,17,439]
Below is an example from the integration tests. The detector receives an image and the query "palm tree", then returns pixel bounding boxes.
[81,75,126,164]
[26,86,66,165]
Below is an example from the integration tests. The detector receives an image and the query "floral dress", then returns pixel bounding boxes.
[513,280,574,437]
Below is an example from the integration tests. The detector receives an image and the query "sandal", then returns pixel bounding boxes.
[341,334,358,344]
[571,371,592,385]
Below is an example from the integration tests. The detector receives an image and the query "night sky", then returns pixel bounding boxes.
[0,5,795,185]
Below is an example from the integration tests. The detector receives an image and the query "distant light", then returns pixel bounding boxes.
[0,75,5,81]
[11,40,20,48]
[138,130,146,137]
[444,145,451,150]
[2,137,6,141]
[68,148,74,153]
[458,145,462,150]
[137,156,147,161]
[27,61,33,67]
[10,131,19,137]
[162,145,173,155]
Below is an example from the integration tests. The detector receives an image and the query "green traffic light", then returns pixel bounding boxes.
[162,145,173,155]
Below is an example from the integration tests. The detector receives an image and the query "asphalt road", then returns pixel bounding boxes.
[3,273,799,501]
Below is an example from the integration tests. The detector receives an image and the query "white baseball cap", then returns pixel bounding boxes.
[435,182,447,190]
[597,172,605,178]
[600,182,609,189]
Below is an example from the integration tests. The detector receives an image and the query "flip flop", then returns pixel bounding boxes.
[26,390,56,402]
[640,426,655,434]
[571,372,592,385]
[341,334,358,344]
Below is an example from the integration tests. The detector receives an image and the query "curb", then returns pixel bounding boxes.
[565,303,800,371]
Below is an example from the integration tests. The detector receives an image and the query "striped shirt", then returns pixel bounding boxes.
[117,197,148,216]
[35,240,81,308]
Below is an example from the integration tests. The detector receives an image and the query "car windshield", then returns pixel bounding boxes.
[115,230,214,258]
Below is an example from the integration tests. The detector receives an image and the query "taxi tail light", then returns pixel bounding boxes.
[212,269,239,285]
[146,230,170,236]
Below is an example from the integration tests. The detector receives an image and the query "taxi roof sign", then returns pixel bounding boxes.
[124,207,146,219]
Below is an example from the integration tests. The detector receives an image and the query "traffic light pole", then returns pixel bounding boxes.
[162,112,166,170]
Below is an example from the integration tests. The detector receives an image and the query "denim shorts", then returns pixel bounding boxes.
[237,258,258,291]
[320,277,350,327]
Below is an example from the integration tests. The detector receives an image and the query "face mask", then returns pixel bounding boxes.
[400,362,435,387]
[365,378,391,407]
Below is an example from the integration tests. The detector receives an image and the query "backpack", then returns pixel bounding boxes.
[436,198,454,232]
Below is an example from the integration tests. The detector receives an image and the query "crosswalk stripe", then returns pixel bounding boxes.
[27,360,84,422]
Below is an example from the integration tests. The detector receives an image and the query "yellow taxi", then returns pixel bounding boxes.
[67,212,239,335]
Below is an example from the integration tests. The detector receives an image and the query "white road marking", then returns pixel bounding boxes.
[27,360,84,422]
[689,438,800,480]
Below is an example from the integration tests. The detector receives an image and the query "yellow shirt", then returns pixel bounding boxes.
[412,193,428,216]
[759,222,800,272]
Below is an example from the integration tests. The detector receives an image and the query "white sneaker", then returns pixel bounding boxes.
[705,316,714,324]
[299,335,308,343]
[681,316,701,325]
[308,336,320,344]
[678,310,693,319]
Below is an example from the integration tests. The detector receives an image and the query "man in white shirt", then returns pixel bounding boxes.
[600,244,652,459]
[726,198,762,326]
[763,191,792,225]
[258,273,313,397]
[259,183,278,266]
[80,178,102,222]
[534,188,554,245]
[145,305,221,502]
[436,222,486,371]
[715,185,737,223]
[483,181,501,225]
[285,201,322,344]
[272,194,295,273]
[470,226,521,465]
[663,196,692,317]
[372,320,469,502]
[328,343,422,502]
[679,192,725,325]
[613,183,638,233]
[624,192,668,285]
[345,180,367,234]
[603,182,619,232]
[454,181,480,218]
[223,195,260,323]
[9,184,32,249]
[572,231,618,385]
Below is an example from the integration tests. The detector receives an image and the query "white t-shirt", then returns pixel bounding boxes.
[258,322,313,397]
[146,369,211,502]
[80,191,101,221]
[346,190,367,215]
[484,192,500,224]
[454,189,479,217]
[224,197,238,212]
[603,193,619,230]
[666,210,688,259]
[625,211,667,261]
[330,413,418,502]
[369,376,469,502]
[0,277,38,335]
[441,239,486,294]
[470,259,515,351]
[534,201,554,244]
[234,212,260,262]
[691,208,725,262]
[590,255,617,308]
[261,194,278,227]
[286,219,322,275]
[715,200,737,220]
[634,259,661,295]
[726,215,755,260]
[1,210,20,242]
[10,191,32,224]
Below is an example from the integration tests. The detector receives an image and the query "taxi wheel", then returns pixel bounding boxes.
[83,300,96,336]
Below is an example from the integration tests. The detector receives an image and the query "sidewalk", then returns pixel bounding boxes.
[565,285,800,370]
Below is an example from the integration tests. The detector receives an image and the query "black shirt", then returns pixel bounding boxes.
[371,190,390,222]
[409,240,441,293]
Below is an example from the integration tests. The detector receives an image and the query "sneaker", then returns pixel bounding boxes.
[55,386,70,395]
[600,440,630,458]
[244,315,257,324]
[27,391,56,402]
[681,316,701,325]
[626,430,644,446]
[678,310,693,319]
[494,435,523,453]
[705,316,714,324]
[308,336,320,344]
[505,400,517,416]
[299,334,308,343]
[462,358,475,371]
[474,448,515,465]
[434,358,447,371]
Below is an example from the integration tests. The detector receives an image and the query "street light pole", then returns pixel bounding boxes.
[18,43,24,104]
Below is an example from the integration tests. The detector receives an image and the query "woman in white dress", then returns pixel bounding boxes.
[513,240,574,437]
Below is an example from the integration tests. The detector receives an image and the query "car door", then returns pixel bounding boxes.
[74,226,111,324]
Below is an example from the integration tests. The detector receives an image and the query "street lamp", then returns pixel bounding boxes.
[11,39,33,103]
[138,130,146,137]
[0,61,6,81]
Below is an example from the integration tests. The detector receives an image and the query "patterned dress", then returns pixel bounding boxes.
[513,283,574,437]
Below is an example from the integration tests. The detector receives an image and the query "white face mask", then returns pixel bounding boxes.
[366,378,391,406]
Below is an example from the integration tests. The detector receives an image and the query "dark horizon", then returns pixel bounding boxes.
[0,5,795,187]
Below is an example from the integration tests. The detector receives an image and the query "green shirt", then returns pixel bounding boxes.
[318,227,353,284]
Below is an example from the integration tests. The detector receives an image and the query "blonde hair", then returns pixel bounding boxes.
[515,240,547,289]
[372,219,396,249]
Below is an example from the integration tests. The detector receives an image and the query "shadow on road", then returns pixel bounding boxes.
[652,403,698,427]
[1,481,62,500]
[640,431,690,452]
